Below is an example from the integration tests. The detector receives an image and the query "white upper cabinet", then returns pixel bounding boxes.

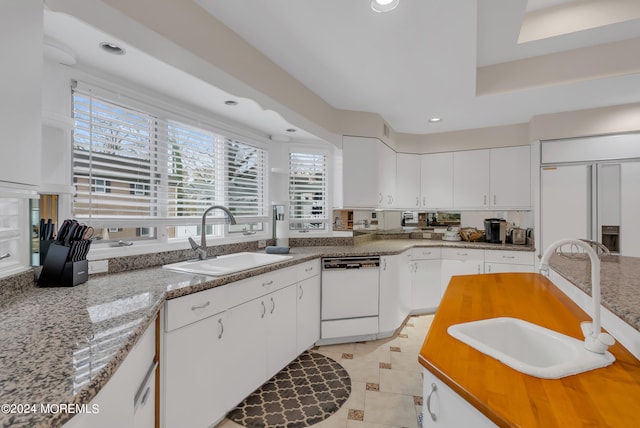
[0,0,42,187]
[453,147,531,210]
[453,150,491,209]
[343,136,396,208]
[421,153,454,210]
[490,145,531,209]
[396,154,421,209]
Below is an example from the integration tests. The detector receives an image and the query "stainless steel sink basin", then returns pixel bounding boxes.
[163,252,292,276]
[448,317,615,379]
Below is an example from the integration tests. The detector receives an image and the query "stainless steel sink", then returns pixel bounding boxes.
[163,252,292,276]
[448,317,615,379]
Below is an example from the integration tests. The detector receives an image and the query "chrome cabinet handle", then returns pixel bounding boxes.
[270,297,275,314]
[423,196,426,206]
[305,267,313,272]
[502,255,515,259]
[191,301,210,311]
[262,280,273,287]
[493,195,497,205]
[426,382,438,421]
[478,264,482,273]
[379,193,383,203]
[0,253,10,260]
[416,196,419,207]
[456,252,468,256]
[488,264,492,273]
[383,259,387,270]
[484,195,487,205]
[261,301,266,318]
[299,284,304,300]
[218,318,224,339]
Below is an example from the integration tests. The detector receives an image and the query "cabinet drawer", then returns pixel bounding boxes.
[411,247,441,260]
[226,268,292,309]
[165,286,227,332]
[295,259,321,282]
[441,248,484,261]
[484,250,534,265]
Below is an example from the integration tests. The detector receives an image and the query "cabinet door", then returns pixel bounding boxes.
[296,275,321,354]
[412,259,441,313]
[441,249,484,296]
[396,153,421,209]
[541,165,590,252]
[0,0,41,187]
[490,146,531,209]
[453,150,490,209]
[226,299,268,407]
[621,162,640,257]
[342,136,380,207]
[422,369,497,427]
[379,255,402,335]
[164,313,227,428]
[378,142,397,208]
[266,285,298,378]
[421,153,453,209]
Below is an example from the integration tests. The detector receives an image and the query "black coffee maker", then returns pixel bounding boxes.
[484,218,507,243]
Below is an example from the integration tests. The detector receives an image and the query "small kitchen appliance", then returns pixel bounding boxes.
[484,218,507,244]
[511,227,527,245]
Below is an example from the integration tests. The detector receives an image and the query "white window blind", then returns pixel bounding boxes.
[72,85,267,231]
[289,152,328,231]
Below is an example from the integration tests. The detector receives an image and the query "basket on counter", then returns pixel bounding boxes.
[460,227,485,242]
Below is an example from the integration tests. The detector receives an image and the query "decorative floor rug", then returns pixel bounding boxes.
[227,351,352,428]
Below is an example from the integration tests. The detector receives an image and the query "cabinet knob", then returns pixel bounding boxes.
[426,382,438,421]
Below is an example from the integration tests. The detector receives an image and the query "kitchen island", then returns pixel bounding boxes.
[419,272,640,427]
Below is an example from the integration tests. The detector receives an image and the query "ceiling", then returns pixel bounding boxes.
[44,0,640,139]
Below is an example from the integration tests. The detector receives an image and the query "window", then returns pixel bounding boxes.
[72,82,268,244]
[288,151,328,232]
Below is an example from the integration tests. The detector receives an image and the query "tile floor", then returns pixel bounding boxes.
[216,314,434,428]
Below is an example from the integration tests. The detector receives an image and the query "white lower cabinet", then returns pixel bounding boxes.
[440,249,484,296]
[379,254,411,337]
[422,369,496,427]
[164,312,227,428]
[226,284,299,404]
[296,274,321,354]
[411,248,442,314]
[484,250,535,273]
[63,320,157,428]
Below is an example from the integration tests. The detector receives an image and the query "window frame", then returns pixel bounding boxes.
[71,80,271,252]
[287,145,332,235]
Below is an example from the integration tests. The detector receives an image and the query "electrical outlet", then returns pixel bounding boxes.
[88,260,109,274]
[258,240,267,249]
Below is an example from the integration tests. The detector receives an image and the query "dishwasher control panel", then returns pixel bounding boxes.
[322,256,380,270]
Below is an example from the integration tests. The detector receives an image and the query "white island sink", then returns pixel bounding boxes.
[163,252,292,276]
[448,317,615,379]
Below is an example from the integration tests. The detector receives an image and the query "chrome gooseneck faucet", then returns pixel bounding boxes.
[188,205,237,260]
[539,238,615,354]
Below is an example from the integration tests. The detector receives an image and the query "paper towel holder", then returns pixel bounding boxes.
[272,204,285,240]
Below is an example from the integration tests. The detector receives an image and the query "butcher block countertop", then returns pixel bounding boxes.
[418,272,640,428]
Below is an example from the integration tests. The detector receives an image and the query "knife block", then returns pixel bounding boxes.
[38,243,89,287]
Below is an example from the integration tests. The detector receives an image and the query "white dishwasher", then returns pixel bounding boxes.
[319,256,380,344]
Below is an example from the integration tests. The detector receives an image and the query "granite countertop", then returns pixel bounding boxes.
[549,253,640,333]
[0,238,620,428]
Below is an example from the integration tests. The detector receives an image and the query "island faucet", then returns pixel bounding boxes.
[539,238,615,354]
[188,205,237,260]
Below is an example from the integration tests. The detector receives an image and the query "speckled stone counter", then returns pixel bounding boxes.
[0,239,536,428]
[549,253,640,332]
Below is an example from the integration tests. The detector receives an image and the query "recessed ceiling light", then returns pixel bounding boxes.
[286,128,297,133]
[428,117,442,123]
[99,42,125,55]
[371,0,399,13]
[224,100,238,106]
